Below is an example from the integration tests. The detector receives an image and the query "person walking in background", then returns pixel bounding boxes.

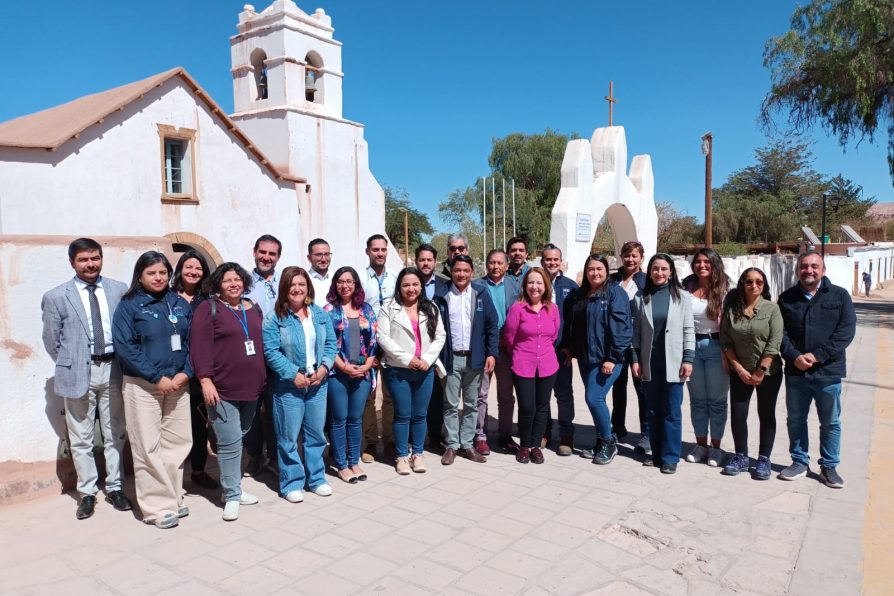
[503,267,560,465]
[324,266,379,484]
[540,244,579,455]
[171,250,218,490]
[113,251,192,529]
[377,268,446,475]
[263,267,337,502]
[560,254,632,465]
[681,248,730,467]
[41,238,133,520]
[862,270,871,297]
[630,254,694,475]
[609,241,650,455]
[777,252,856,488]
[190,263,267,521]
[720,267,783,480]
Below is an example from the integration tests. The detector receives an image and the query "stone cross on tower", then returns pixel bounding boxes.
[604,81,618,126]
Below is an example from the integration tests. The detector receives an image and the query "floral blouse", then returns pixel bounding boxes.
[324,301,379,383]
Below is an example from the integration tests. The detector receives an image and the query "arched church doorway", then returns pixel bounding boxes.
[164,232,223,269]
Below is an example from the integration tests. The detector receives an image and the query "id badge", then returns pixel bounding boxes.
[170,334,182,351]
[245,340,256,356]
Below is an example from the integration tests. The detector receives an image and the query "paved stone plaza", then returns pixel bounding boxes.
[2,292,891,595]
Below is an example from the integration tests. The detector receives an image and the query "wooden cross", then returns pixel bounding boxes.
[604,81,618,126]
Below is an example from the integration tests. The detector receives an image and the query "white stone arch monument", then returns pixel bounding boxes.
[549,126,658,283]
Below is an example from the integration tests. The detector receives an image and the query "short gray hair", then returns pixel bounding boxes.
[447,233,468,247]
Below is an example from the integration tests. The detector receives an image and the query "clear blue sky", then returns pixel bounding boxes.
[2,1,889,231]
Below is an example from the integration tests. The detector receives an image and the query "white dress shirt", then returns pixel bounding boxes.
[309,268,332,307]
[446,284,473,352]
[301,314,317,372]
[73,276,113,354]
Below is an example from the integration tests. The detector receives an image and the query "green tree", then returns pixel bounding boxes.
[384,185,434,256]
[762,0,894,184]
[655,201,702,251]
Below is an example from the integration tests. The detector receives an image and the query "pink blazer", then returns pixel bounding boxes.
[502,301,560,378]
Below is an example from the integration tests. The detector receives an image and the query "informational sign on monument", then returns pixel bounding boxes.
[575,213,592,243]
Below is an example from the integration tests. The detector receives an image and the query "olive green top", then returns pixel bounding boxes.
[720,296,783,375]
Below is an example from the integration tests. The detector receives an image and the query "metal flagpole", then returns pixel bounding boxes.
[491,177,496,249]
[502,178,506,248]
[484,176,487,261]
[511,178,516,236]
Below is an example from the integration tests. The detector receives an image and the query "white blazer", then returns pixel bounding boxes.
[377,298,447,376]
[632,290,695,383]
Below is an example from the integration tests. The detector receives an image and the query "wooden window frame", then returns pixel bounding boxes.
[157,124,198,204]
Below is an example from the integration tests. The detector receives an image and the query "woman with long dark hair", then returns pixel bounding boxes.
[171,250,217,490]
[113,251,192,529]
[503,267,561,465]
[263,267,337,501]
[190,262,267,521]
[681,248,730,467]
[376,267,446,475]
[720,267,783,480]
[324,266,379,483]
[630,254,694,474]
[609,241,649,454]
[561,254,632,464]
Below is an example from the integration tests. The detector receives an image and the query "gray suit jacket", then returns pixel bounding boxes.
[41,277,127,398]
[632,290,695,383]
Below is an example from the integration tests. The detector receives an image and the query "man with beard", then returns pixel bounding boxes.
[307,238,333,307]
[506,237,530,283]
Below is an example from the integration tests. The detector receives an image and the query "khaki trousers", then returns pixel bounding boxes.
[362,366,394,448]
[123,375,190,522]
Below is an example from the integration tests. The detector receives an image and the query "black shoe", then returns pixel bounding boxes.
[105,490,133,511]
[634,435,652,455]
[190,471,219,489]
[592,438,618,465]
[660,463,677,474]
[76,495,96,520]
[579,437,604,459]
[613,427,629,440]
[820,466,844,488]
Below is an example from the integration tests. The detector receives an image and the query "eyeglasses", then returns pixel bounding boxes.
[311,252,332,258]
[448,245,467,252]
[336,280,355,287]
[744,279,765,287]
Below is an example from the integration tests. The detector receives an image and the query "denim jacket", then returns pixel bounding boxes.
[262,304,337,393]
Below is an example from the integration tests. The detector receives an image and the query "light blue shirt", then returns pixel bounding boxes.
[484,278,508,329]
[362,266,396,308]
[247,269,279,316]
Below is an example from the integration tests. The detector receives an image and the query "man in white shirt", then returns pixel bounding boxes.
[307,238,333,307]
[360,234,397,461]
[435,255,499,465]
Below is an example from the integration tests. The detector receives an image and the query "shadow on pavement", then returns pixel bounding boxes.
[855,301,894,329]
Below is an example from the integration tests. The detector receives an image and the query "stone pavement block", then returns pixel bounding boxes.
[326,550,397,583]
[224,564,293,594]
[535,554,616,594]
[262,547,330,580]
[339,490,397,513]
[179,554,239,583]
[454,526,514,553]
[478,512,535,539]
[501,470,549,489]
[754,490,811,514]
[19,576,119,596]
[804,511,862,538]
[499,499,557,524]
[414,485,464,505]
[596,523,671,557]
[391,493,443,516]
[466,486,519,511]
[798,539,863,571]
[508,534,574,563]
[529,519,594,547]
[291,570,362,595]
[574,536,642,571]
[582,580,656,595]
[95,554,190,594]
[364,575,435,595]
[248,526,304,552]
[301,529,363,557]
[392,555,463,591]
[427,509,482,531]
[620,563,689,596]
[307,501,367,524]
[156,580,226,596]
[485,548,550,581]
[550,505,613,532]
[576,486,638,513]
[750,534,798,559]
[396,517,456,546]
[354,503,421,529]
[427,542,495,573]
[213,539,278,570]
[787,564,861,595]
[526,481,586,506]
[331,515,395,544]
[195,517,256,546]
[434,475,488,495]
[58,542,129,572]
[454,564,529,595]
[721,553,793,595]
[373,533,431,564]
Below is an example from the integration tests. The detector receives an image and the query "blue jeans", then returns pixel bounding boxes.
[580,362,623,440]
[384,367,434,457]
[327,373,370,470]
[644,357,685,465]
[272,383,328,494]
[545,359,575,439]
[687,338,728,440]
[206,399,257,502]
[785,375,843,468]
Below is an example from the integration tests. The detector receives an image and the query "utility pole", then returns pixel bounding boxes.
[511,178,516,236]
[502,178,506,248]
[401,208,409,266]
[701,132,713,248]
[481,177,486,260]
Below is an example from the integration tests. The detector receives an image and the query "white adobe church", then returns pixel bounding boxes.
[0,0,393,491]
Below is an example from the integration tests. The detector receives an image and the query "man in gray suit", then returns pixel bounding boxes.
[42,238,132,520]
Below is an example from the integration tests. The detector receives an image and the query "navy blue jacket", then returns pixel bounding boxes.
[778,277,856,379]
[609,270,647,295]
[551,273,579,347]
[433,284,500,374]
[113,289,193,383]
[561,282,633,365]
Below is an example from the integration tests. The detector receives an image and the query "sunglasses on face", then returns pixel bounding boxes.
[744,279,764,287]
[448,245,467,252]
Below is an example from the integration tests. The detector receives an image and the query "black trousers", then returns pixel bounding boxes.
[188,378,209,471]
[611,356,649,436]
[427,375,445,450]
[513,372,557,448]
[729,372,783,457]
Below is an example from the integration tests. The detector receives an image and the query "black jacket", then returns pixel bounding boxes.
[777,277,856,379]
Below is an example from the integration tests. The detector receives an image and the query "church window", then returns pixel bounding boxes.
[251,49,268,101]
[304,52,323,103]
[164,139,186,194]
[157,124,197,203]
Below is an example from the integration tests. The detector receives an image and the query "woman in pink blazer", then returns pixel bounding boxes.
[502,267,561,464]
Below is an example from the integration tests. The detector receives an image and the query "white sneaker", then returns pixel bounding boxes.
[284,490,304,503]
[707,447,723,467]
[685,445,708,463]
[311,484,333,497]
[219,491,259,506]
[222,500,239,521]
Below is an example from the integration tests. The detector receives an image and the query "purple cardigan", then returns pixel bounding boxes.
[502,301,561,378]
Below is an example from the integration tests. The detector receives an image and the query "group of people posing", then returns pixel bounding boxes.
[42,233,856,530]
